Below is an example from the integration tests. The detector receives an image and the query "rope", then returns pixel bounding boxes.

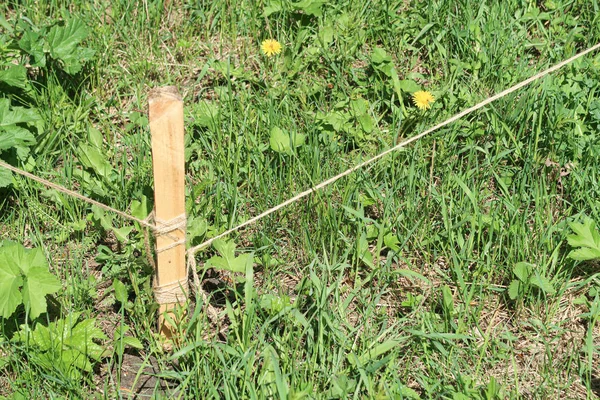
[2,42,599,324]
[144,212,192,305]
[185,42,600,257]
[153,278,189,304]
[0,159,155,230]
[0,160,181,242]
[1,42,599,266]
[154,213,187,253]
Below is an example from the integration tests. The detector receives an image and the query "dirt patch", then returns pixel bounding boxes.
[106,353,178,399]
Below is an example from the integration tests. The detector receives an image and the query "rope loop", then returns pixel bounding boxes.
[154,213,187,253]
[154,278,189,304]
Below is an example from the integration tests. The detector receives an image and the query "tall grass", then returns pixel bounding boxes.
[1,0,599,398]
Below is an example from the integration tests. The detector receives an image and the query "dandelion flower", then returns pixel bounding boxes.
[261,39,282,57]
[412,90,435,110]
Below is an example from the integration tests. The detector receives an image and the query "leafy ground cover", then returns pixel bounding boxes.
[1,0,600,398]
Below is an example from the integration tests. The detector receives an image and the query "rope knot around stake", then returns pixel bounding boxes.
[153,278,189,304]
[149,212,190,304]
[149,216,219,325]
[1,43,599,332]
[154,213,187,253]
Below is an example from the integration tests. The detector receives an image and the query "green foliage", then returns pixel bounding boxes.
[370,47,406,103]
[567,217,600,261]
[190,100,220,133]
[112,279,128,305]
[316,97,378,146]
[0,99,42,186]
[508,262,555,301]
[0,99,42,154]
[45,20,95,74]
[347,337,408,367]
[89,206,132,243]
[263,0,326,17]
[0,15,95,186]
[269,126,305,155]
[112,322,143,358]
[17,18,95,74]
[0,65,27,88]
[12,313,107,379]
[74,127,119,198]
[110,278,152,358]
[259,293,293,314]
[0,241,61,319]
[205,239,254,273]
[445,375,505,400]
[2,0,600,397]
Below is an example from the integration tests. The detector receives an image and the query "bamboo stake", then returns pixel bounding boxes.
[148,86,187,338]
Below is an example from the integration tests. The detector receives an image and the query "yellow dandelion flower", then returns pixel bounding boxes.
[261,39,282,57]
[412,91,435,110]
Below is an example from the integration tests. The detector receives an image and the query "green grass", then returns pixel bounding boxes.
[1,0,600,398]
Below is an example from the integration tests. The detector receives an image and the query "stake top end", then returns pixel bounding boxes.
[149,86,182,103]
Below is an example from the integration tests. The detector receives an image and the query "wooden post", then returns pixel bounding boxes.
[148,86,188,338]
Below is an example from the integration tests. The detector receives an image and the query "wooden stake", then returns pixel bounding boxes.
[148,86,187,338]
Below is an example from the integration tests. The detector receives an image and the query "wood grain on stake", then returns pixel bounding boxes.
[148,86,187,337]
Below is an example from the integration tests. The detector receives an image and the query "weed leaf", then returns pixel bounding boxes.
[112,279,128,304]
[398,385,420,399]
[0,167,13,188]
[263,1,282,17]
[67,317,108,361]
[88,127,104,149]
[318,25,334,44]
[22,265,62,318]
[0,126,36,155]
[47,19,94,73]
[0,65,27,88]
[19,247,61,318]
[567,217,600,261]
[397,79,421,93]
[269,127,305,155]
[0,244,23,318]
[130,196,151,220]
[441,285,454,314]
[0,98,40,162]
[193,100,220,131]
[0,241,60,319]
[293,0,326,16]
[530,274,555,295]
[513,262,533,282]
[207,239,252,273]
[112,226,133,243]
[77,143,113,178]
[351,337,408,366]
[120,335,143,350]
[508,280,521,300]
[18,30,46,67]
[0,98,41,128]
[14,313,107,377]
[371,48,392,66]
